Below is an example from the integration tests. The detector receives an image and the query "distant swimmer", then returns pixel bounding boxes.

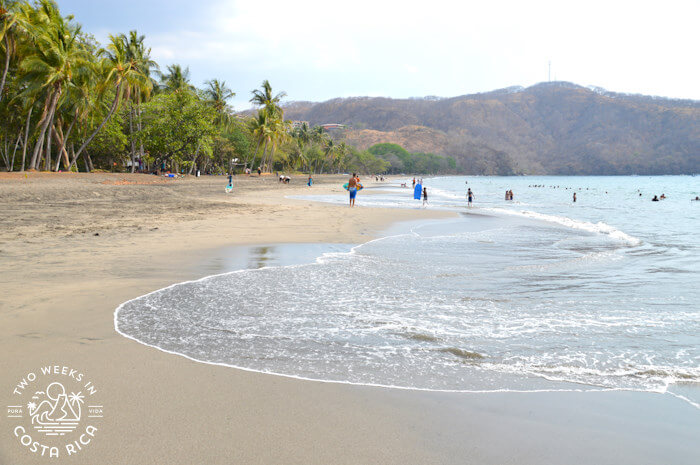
[467,188,474,207]
[652,195,659,201]
[573,192,577,203]
[693,196,700,201]
[660,193,666,200]
[423,187,428,206]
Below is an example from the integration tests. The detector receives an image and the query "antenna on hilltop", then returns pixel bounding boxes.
[548,61,551,82]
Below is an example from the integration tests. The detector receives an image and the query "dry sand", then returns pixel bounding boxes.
[1,172,697,464]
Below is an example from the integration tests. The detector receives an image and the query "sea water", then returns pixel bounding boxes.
[115,176,700,406]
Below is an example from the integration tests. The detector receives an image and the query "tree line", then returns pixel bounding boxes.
[0,0,457,175]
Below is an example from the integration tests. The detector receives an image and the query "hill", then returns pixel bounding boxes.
[283,83,700,175]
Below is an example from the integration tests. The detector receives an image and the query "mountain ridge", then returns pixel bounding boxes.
[282,82,699,175]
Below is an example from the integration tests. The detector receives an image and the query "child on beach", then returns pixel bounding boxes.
[423,187,428,206]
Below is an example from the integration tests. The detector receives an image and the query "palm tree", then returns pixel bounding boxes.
[204,78,234,127]
[319,138,336,174]
[159,64,194,93]
[0,0,20,102]
[248,109,271,171]
[263,116,290,172]
[16,0,89,170]
[119,30,156,172]
[71,32,151,166]
[249,79,285,117]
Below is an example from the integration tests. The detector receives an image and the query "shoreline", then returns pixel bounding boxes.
[1,173,698,464]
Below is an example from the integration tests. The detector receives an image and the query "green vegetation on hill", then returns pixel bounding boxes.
[368,143,456,174]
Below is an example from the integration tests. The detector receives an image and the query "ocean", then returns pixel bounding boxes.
[115,176,700,408]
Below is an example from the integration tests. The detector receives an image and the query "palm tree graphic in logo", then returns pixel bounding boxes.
[27,382,84,436]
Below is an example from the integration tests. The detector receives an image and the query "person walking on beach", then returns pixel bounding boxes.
[307,175,313,187]
[348,173,358,207]
[467,188,474,207]
[423,187,428,206]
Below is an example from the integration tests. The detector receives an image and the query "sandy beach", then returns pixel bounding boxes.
[1,173,698,465]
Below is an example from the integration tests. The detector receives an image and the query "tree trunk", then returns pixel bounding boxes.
[260,139,268,171]
[44,115,53,171]
[72,81,122,165]
[29,89,60,170]
[129,103,136,173]
[0,35,10,103]
[10,130,22,171]
[82,151,92,173]
[188,143,200,175]
[137,94,144,171]
[54,117,75,171]
[266,142,277,173]
[20,106,32,172]
[245,138,263,172]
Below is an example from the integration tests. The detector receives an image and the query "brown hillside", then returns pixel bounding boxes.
[283,83,700,175]
[344,126,449,153]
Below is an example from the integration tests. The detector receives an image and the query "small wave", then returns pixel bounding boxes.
[439,347,485,360]
[401,332,440,343]
[483,208,641,245]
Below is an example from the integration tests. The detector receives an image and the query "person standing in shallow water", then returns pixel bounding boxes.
[573,192,577,203]
[423,187,428,206]
[348,173,358,207]
[467,188,474,207]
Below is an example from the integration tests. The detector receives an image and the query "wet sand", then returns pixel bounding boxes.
[0,172,697,464]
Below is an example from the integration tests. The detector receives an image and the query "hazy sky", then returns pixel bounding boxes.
[59,0,699,110]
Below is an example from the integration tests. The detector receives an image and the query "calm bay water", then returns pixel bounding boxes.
[116,176,700,406]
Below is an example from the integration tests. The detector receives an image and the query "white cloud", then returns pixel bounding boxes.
[140,0,700,108]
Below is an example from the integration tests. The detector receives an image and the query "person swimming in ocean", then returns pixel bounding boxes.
[652,195,659,201]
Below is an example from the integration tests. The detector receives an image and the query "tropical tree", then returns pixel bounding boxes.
[122,30,156,171]
[249,79,285,117]
[0,0,20,102]
[204,78,234,124]
[16,0,89,170]
[159,64,194,93]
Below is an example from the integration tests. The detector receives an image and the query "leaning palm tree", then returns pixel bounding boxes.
[16,0,89,170]
[71,32,151,165]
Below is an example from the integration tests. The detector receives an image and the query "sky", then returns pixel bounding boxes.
[58,0,699,110]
